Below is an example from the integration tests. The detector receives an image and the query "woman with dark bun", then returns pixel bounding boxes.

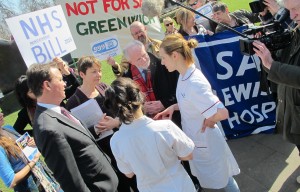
[65,56,136,192]
[104,77,196,192]
[155,33,240,191]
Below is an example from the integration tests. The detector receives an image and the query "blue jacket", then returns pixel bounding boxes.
[0,125,39,191]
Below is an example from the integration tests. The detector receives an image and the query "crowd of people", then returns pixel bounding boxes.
[0,0,299,191]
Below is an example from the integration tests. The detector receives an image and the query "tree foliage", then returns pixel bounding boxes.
[0,0,54,40]
[19,0,54,13]
[0,0,18,39]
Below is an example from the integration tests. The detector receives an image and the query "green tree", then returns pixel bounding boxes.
[0,0,54,39]
[19,0,54,13]
[0,0,18,39]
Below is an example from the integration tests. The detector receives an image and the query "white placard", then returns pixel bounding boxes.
[70,99,113,140]
[195,3,214,23]
[194,3,214,31]
[6,5,76,67]
[91,35,122,61]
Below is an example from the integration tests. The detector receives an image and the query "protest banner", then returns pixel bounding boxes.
[55,0,164,58]
[6,5,76,67]
[193,27,276,139]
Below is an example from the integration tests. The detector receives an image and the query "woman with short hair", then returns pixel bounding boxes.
[65,56,137,192]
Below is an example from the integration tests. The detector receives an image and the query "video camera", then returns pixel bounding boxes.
[240,21,293,55]
[239,0,294,56]
[249,0,266,13]
[167,0,293,56]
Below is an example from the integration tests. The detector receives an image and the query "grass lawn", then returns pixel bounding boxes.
[223,0,252,11]
[0,1,252,191]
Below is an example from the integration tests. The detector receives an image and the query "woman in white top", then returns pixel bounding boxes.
[155,33,240,192]
[104,77,196,192]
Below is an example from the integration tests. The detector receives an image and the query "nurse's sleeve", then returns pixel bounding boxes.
[167,121,195,158]
[189,78,222,119]
[110,136,133,175]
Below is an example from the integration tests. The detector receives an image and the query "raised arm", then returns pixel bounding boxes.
[153,103,179,120]
[253,40,300,89]
[107,56,131,77]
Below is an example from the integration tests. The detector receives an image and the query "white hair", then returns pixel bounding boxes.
[123,40,145,61]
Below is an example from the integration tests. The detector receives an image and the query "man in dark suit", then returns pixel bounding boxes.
[26,63,118,192]
[122,40,179,120]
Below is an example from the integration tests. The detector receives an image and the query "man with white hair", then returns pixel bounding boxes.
[121,40,179,121]
[107,21,161,77]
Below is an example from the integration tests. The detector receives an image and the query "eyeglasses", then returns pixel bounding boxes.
[165,22,173,27]
[189,0,198,6]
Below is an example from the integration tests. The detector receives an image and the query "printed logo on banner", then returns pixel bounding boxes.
[192,27,276,139]
[91,36,122,61]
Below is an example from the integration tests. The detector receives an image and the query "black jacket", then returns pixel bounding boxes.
[33,106,119,192]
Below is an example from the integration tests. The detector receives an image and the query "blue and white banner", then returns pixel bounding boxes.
[192,27,276,139]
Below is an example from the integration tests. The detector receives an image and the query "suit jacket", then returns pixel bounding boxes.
[33,105,118,192]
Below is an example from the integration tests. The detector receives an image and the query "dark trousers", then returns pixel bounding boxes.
[182,161,201,189]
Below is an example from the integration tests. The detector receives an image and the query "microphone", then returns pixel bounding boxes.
[141,0,165,18]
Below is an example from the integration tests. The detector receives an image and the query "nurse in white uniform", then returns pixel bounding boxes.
[104,77,196,192]
[155,33,240,192]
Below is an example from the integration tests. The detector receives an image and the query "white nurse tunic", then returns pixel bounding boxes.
[110,116,196,192]
[176,64,240,189]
